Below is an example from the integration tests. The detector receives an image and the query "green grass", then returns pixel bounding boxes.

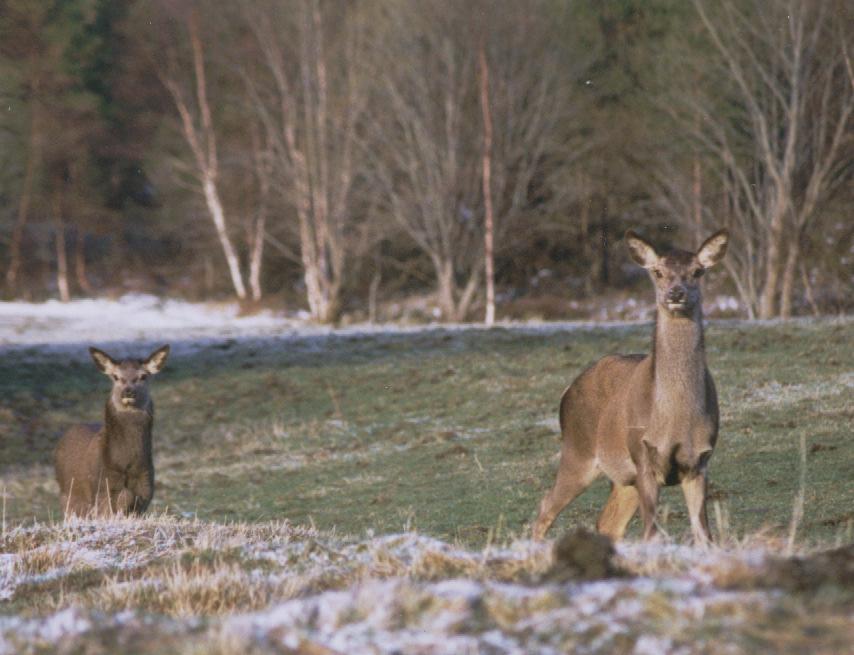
[1,319,852,546]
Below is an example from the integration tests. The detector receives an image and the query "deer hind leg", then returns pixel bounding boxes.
[532,449,599,540]
[60,479,90,519]
[681,473,712,546]
[95,477,119,518]
[597,483,639,541]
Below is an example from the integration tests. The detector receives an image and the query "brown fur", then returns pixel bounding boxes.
[54,345,169,518]
[532,230,729,544]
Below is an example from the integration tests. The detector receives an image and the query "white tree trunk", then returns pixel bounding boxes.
[479,42,495,326]
[54,194,70,303]
[202,177,247,300]
[248,211,266,302]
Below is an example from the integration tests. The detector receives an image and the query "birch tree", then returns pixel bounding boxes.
[244,0,365,322]
[158,7,248,300]
[246,118,272,302]
[479,40,495,326]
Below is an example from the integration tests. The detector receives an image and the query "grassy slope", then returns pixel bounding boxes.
[1,318,851,546]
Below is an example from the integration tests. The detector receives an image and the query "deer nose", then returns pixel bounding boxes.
[667,287,686,303]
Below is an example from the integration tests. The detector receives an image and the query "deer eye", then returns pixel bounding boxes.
[139,373,148,381]
[111,375,119,381]
[652,269,663,279]
[692,268,705,278]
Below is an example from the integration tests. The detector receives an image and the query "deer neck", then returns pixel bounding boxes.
[652,307,707,414]
[103,401,153,469]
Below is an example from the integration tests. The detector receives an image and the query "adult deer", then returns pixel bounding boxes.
[54,345,170,517]
[532,229,729,544]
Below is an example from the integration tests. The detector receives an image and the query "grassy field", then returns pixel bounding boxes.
[2,319,852,543]
[1,318,852,653]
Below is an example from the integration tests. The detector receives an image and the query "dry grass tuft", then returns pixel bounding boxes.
[409,548,481,581]
[13,544,72,577]
[93,559,274,617]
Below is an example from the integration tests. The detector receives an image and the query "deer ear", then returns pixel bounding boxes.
[144,345,170,375]
[89,347,118,375]
[625,230,659,269]
[697,229,729,268]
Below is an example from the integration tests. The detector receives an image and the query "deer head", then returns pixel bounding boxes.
[625,230,729,317]
[89,345,170,412]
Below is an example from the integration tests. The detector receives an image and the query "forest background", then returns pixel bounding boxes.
[1,0,851,324]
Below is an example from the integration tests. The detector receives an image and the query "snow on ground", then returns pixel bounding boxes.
[0,295,292,347]
[0,294,636,347]
[0,517,813,655]
[220,575,775,655]
[0,294,643,364]
[4,293,840,359]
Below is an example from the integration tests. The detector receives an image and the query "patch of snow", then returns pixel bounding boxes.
[634,634,676,655]
[0,607,93,653]
[0,554,17,601]
[430,578,484,601]
[706,295,741,314]
[220,569,775,655]
[38,607,92,644]
[0,294,290,346]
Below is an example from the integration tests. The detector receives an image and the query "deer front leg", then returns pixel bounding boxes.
[681,472,712,546]
[113,488,135,515]
[636,457,660,541]
[95,471,125,516]
[128,471,153,515]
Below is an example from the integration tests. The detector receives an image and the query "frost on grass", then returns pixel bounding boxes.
[740,371,854,409]
[2,516,851,654]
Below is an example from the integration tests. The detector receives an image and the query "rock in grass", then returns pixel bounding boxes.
[544,529,628,582]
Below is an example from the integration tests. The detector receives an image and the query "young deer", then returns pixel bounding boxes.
[532,229,729,544]
[54,345,170,518]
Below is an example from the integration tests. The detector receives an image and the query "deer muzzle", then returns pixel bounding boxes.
[665,286,692,311]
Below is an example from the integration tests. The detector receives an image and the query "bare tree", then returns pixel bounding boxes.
[158,8,248,300]
[669,0,854,318]
[244,0,365,322]
[366,3,480,321]
[366,2,572,322]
